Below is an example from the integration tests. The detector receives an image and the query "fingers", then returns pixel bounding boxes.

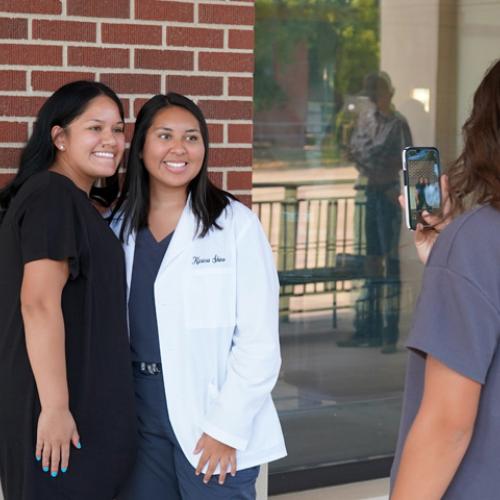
[398,194,404,209]
[230,453,237,477]
[195,451,209,477]
[41,442,51,473]
[218,457,228,485]
[35,438,42,463]
[60,442,70,474]
[50,444,61,477]
[203,457,217,484]
[193,435,204,455]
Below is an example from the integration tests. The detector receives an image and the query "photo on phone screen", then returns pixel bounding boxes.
[402,147,441,230]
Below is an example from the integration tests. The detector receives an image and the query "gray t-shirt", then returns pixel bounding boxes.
[391,205,500,499]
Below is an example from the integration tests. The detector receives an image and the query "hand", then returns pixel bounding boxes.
[36,407,81,477]
[194,433,236,485]
[400,174,452,265]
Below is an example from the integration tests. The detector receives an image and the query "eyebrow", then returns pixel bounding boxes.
[153,126,200,133]
[86,119,125,125]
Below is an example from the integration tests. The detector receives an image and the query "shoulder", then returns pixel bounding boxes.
[427,205,500,283]
[218,198,259,231]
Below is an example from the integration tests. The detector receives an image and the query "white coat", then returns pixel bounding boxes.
[112,198,287,472]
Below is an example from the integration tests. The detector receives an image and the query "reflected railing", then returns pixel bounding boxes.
[252,181,372,324]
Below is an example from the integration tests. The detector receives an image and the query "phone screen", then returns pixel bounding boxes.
[403,147,441,230]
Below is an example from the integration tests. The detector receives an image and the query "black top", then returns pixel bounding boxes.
[129,227,173,363]
[0,172,136,499]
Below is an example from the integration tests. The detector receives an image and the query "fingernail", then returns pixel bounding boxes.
[51,471,58,478]
[76,441,82,449]
[43,466,49,472]
[61,467,67,473]
[35,455,41,462]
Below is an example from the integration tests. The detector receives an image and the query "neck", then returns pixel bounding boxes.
[149,182,188,211]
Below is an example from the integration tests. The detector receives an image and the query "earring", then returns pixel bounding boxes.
[59,145,65,151]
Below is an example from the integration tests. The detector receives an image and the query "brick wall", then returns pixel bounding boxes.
[0,0,255,205]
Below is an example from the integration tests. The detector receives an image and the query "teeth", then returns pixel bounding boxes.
[94,151,114,158]
[164,162,186,169]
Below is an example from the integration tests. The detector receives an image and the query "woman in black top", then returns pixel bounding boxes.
[0,81,136,500]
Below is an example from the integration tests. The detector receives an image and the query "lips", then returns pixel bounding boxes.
[162,161,187,169]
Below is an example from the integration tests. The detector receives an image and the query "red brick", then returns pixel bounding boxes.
[208,170,222,188]
[68,47,129,68]
[31,71,95,92]
[199,100,252,120]
[0,44,62,66]
[0,1,61,14]
[199,4,254,26]
[102,24,162,45]
[133,98,150,117]
[0,70,26,91]
[0,148,22,168]
[228,124,253,143]
[227,170,252,190]
[199,52,253,73]
[0,173,15,189]
[100,73,161,94]
[229,29,254,50]
[207,123,223,143]
[166,75,222,96]
[135,0,193,22]
[167,27,223,48]
[124,122,135,143]
[120,98,131,119]
[237,194,252,208]
[208,148,252,167]
[229,77,253,96]
[0,96,46,117]
[0,122,28,142]
[67,0,130,18]
[135,49,193,71]
[0,18,28,39]
[33,20,96,42]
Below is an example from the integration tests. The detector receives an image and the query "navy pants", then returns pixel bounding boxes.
[117,368,259,500]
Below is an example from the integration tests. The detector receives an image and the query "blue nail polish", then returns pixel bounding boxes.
[35,455,41,462]
[42,466,49,472]
[76,441,82,449]
[61,467,67,473]
[51,471,58,478]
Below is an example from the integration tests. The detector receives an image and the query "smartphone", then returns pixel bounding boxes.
[402,147,442,230]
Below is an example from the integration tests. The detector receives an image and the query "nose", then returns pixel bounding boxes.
[169,137,187,155]
[101,127,117,147]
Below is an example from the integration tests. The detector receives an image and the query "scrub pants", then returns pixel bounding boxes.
[118,367,259,500]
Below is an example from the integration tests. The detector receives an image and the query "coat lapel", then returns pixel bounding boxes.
[157,197,198,276]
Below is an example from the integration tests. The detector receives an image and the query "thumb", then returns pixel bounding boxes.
[193,435,204,455]
[72,430,81,450]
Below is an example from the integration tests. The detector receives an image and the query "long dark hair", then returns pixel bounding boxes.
[0,80,124,220]
[447,59,500,215]
[114,93,235,241]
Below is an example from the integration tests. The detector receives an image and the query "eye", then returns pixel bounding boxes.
[159,133,172,140]
[186,134,200,142]
[113,127,125,134]
[89,125,102,131]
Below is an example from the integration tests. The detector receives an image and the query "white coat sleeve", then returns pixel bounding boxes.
[200,212,281,450]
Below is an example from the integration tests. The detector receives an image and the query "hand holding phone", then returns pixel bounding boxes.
[402,147,442,230]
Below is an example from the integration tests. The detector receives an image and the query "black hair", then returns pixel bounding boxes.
[114,93,235,241]
[0,80,124,220]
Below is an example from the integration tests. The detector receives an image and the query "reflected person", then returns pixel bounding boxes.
[342,72,412,353]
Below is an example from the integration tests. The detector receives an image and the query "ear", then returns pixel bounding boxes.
[51,125,66,152]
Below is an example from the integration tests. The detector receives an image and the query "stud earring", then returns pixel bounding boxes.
[59,145,65,151]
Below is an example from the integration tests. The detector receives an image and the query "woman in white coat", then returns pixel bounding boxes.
[112,93,286,499]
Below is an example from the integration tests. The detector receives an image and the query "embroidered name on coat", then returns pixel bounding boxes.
[192,255,226,265]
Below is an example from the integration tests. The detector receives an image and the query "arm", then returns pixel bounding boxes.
[196,213,281,482]
[21,259,80,476]
[391,355,480,500]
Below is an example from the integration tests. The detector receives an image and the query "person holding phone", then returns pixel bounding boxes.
[0,81,137,500]
[343,71,413,353]
[391,59,500,499]
[111,93,286,499]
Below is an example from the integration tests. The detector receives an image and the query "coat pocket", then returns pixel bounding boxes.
[184,268,235,329]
